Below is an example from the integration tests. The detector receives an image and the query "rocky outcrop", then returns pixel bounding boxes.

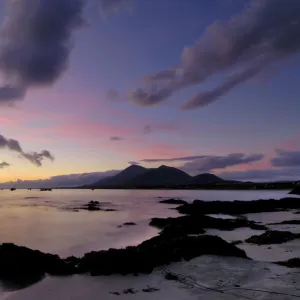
[0,243,75,284]
[177,197,300,215]
[0,232,248,284]
[289,187,300,195]
[276,258,300,268]
[159,199,188,205]
[269,220,300,225]
[245,230,300,245]
[78,234,248,276]
[78,201,116,212]
[150,215,266,233]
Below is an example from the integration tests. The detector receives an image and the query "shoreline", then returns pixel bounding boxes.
[2,196,300,289]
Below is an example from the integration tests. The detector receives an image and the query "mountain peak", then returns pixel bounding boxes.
[126,164,145,170]
[158,165,171,169]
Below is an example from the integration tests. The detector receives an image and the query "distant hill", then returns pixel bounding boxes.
[190,173,223,184]
[128,165,191,187]
[85,165,227,189]
[90,165,148,187]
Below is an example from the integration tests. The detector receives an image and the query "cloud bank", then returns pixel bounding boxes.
[271,149,300,168]
[140,153,264,173]
[0,170,119,189]
[0,134,54,166]
[130,0,300,109]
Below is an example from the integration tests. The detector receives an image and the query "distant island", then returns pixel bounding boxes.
[76,165,300,191]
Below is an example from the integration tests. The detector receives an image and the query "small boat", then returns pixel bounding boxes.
[10,188,16,191]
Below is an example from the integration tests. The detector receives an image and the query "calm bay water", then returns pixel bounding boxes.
[0,189,294,257]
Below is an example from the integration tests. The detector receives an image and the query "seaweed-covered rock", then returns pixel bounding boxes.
[0,244,74,284]
[289,187,300,195]
[231,240,243,246]
[159,199,188,205]
[150,215,266,233]
[269,220,300,225]
[177,197,300,215]
[245,230,300,245]
[78,234,248,275]
[276,258,300,268]
[0,233,248,282]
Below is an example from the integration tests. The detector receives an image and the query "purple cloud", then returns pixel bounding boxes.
[130,0,300,109]
[0,134,54,167]
[271,150,300,167]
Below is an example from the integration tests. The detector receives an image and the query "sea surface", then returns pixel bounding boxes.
[0,189,294,258]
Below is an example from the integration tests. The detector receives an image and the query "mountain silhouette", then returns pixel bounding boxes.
[190,173,223,184]
[91,165,148,187]
[86,165,224,189]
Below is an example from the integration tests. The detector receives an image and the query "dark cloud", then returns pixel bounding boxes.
[0,85,26,104]
[128,161,140,165]
[0,0,131,104]
[22,150,55,167]
[106,89,120,101]
[0,162,10,169]
[181,153,264,173]
[181,61,271,110]
[218,167,300,182]
[271,150,300,167]
[0,0,86,102]
[0,134,54,166]
[130,0,300,108]
[0,170,120,188]
[143,125,152,134]
[109,136,123,141]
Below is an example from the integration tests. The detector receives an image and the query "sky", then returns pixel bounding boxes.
[0,0,300,187]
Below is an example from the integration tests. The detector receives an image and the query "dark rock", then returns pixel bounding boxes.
[294,211,300,214]
[276,258,300,268]
[142,286,159,293]
[159,199,188,205]
[0,243,74,284]
[110,292,120,296]
[231,240,243,246]
[123,288,138,294]
[269,220,300,225]
[165,272,179,281]
[289,187,300,195]
[78,234,247,276]
[123,222,137,226]
[177,197,300,215]
[0,232,247,282]
[150,215,266,233]
[245,230,300,245]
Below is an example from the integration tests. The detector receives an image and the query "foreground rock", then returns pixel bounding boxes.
[0,243,75,284]
[245,230,300,245]
[289,187,300,195]
[276,258,300,268]
[177,197,300,215]
[159,199,188,205]
[0,233,247,283]
[78,234,248,275]
[78,201,117,212]
[150,215,266,234]
[269,220,300,225]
